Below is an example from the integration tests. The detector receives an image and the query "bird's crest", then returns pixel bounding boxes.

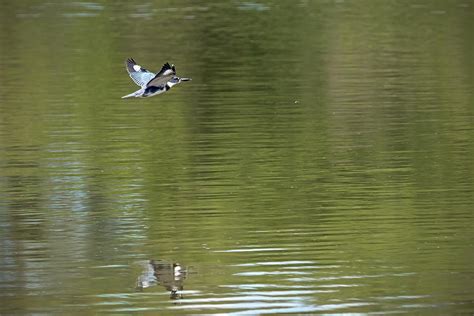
[146,62,176,87]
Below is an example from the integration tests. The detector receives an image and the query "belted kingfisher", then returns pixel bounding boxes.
[122,58,191,99]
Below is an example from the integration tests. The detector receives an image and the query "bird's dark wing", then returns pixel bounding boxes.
[146,63,176,87]
[125,58,156,87]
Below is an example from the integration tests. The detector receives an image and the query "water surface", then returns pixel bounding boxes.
[1,0,473,314]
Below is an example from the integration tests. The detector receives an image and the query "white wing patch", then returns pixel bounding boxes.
[163,69,174,76]
[133,65,141,71]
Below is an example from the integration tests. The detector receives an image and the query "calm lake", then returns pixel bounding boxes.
[1,0,473,314]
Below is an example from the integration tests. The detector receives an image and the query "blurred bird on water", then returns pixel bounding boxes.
[122,58,191,99]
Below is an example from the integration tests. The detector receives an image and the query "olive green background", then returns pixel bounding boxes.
[0,0,473,314]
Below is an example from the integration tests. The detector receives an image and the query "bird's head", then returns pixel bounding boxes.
[167,76,192,88]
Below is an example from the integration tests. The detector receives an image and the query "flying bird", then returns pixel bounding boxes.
[122,58,191,99]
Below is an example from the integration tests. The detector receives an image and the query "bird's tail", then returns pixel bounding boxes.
[121,93,135,99]
[121,91,137,99]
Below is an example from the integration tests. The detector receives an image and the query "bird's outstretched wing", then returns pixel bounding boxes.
[125,58,156,87]
[146,63,176,87]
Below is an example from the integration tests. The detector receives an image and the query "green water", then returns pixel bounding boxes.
[1,0,473,314]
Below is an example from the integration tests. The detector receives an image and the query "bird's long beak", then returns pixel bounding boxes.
[181,77,191,82]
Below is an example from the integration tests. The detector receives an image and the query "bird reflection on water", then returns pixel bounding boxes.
[136,260,187,299]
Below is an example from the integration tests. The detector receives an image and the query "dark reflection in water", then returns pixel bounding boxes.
[0,0,473,314]
[136,260,188,299]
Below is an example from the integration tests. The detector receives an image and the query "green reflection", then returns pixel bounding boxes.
[0,0,473,314]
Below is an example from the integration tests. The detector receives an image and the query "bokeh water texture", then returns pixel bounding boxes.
[0,1,473,314]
